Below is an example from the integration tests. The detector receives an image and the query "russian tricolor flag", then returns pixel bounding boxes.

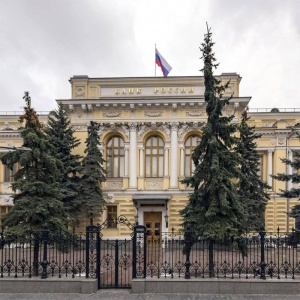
[155,48,172,77]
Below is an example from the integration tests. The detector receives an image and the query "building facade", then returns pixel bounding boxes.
[0,74,299,236]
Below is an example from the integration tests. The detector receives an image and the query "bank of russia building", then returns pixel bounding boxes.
[0,73,299,236]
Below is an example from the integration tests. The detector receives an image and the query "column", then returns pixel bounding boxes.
[138,144,144,177]
[124,143,129,177]
[170,122,179,188]
[129,123,137,188]
[267,149,273,189]
[164,143,170,177]
[287,148,293,190]
[179,143,184,177]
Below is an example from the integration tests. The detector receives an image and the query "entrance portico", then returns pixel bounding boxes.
[132,194,172,233]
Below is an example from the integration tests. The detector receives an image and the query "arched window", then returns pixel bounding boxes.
[184,135,200,177]
[106,136,125,178]
[145,136,164,177]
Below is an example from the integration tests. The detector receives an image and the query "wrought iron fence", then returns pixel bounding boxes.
[1,225,299,284]
[142,229,300,280]
[0,227,86,279]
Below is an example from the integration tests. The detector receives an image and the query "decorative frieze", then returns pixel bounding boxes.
[145,179,163,190]
[103,112,122,118]
[106,180,123,189]
[73,125,87,131]
[186,111,203,117]
[144,111,163,117]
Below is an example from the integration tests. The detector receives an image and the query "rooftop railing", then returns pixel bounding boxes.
[248,108,300,113]
[0,108,299,115]
[0,111,50,116]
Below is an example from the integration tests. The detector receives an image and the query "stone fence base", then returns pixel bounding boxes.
[0,278,97,294]
[132,278,300,295]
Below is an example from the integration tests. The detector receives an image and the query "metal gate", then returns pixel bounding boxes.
[99,238,132,288]
[85,216,146,289]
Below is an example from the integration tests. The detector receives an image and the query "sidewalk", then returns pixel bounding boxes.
[0,291,300,300]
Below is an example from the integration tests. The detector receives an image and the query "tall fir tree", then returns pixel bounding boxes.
[273,129,300,231]
[180,25,245,241]
[45,103,83,226]
[81,121,106,225]
[0,92,68,237]
[236,110,270,231]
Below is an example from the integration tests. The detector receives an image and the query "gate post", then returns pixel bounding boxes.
[133,225,146,279]
[85,225,100,288]
[259,227,266,280]
[41,224,49,279]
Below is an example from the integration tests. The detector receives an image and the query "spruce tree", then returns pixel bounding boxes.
[236,110,270,231]
[81,121,106,226]
[180,25,245,241]
[45,103,83,226]
[273,129,300,231]
[0,92,68,237]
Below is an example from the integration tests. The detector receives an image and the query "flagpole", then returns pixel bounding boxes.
[155,44,156,77]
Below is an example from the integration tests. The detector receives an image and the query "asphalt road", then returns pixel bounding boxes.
[0,291,300,300]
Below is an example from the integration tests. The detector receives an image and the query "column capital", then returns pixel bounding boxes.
[170,122,179,130]
[129,122,138,131]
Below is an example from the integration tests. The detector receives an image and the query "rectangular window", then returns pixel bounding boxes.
[107,205,118,228]
[4,163,18,182]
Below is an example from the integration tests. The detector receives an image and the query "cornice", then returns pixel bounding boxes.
[258,130,293,137]
[0,132,21,139]
[58,97,250,115]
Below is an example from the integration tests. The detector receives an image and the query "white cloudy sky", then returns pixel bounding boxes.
[1,0,299,112]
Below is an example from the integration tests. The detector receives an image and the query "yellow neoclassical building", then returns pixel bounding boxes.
[0,73,299,236]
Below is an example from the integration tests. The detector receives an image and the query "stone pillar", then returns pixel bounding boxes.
[179,143,184,177]
[129,123,137,188]
[164,143,170,177]
[170,122,179,188]
[138,144,144,177]
[267,149,273,189]
[124,143,129,177]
